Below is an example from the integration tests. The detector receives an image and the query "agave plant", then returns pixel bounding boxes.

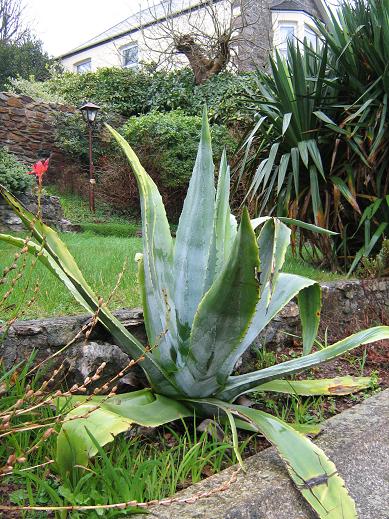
[1,110,389,518]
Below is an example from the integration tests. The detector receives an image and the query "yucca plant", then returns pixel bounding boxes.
[238,42,341,267]
[1,110,389,518]
[315,0,389,272]
[239,0,389,272]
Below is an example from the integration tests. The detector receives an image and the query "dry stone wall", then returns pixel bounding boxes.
[0,91,74,165]
[1,279,388,385]
[0,92,81,232]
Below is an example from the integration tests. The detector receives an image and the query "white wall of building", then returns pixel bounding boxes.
[272,10,319,57]
[61,3,320,73]
[61,0,233,73]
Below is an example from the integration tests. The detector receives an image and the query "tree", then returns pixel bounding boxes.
[0,36,52,89]
[137,0,268,84]
[0,0,52,90]
[0,0,28,43]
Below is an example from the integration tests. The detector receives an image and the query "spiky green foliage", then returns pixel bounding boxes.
[239,0,389,272]
[1,109,389,518]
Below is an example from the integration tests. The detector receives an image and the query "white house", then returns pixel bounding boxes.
[59,0,330,73]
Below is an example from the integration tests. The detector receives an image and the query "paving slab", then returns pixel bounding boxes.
[149,389,389,518]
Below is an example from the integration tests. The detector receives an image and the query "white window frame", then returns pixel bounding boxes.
[120,43,139,69]
[304,24,318,51]
[277,22,297,58]
[75,58,92,74]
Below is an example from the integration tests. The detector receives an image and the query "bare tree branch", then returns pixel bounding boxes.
[0,0,28,44]
[137,0,268,84]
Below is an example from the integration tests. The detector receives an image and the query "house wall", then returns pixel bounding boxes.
[61,0,233,72]
[61,1,321,74]
[272,10,318,51]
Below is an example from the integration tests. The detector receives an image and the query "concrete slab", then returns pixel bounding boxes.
[149,389,389,518]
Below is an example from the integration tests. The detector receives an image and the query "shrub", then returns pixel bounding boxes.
[121,110,237,190]
[7,75,66,104]
[239,0,389,273]
[0,148,33,193]
[10,67,254,126]
[120,110,237,219]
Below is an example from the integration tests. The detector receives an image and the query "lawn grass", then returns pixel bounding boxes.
[1,231,346,322]
[45,186,141,238]
[0,233,142,321]
[0,358,247,518]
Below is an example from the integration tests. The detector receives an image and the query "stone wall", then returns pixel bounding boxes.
[0,91,74,166]
[1,279,388,385]
[238,0,273,71]
[0,192,79,233]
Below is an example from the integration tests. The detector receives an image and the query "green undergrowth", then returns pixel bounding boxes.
[0,358,250,518]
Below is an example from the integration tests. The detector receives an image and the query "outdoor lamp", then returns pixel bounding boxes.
[79,102,101,212]
[79,102,101,126]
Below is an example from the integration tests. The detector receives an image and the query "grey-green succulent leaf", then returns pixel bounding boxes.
[56,389,191,475]
[177,208,260,396]
[105,125,179,372]
[173,107,216,343]
[217,273,318,386]
[220,326,389,401]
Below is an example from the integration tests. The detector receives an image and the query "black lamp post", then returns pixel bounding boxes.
[79,102,101,212]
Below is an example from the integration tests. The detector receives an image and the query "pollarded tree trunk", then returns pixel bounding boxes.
[175,34,230,85]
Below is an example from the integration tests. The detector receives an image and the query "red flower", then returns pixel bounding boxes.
[27,159,49,180]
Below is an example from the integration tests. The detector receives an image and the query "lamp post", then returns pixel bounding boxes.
[79,102,101,213]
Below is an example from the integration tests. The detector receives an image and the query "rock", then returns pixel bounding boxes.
[0,193,80,233]
[148,389,389,518]
[65,341,146,388]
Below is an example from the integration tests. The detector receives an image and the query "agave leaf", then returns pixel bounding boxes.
[105,125,178,370]
[178,209,259,396]
[218,273,317,383]
[0,197,176,393]
[173,107,216,343]
[252,376,371,396]
[258,218,291,292]
[56,389,191,474]
[188,397,356,518]
[298,283,321,355]
[234,417,322,436]
[229,404,357,519]
[205,149,235,289]
[220,326,389,401]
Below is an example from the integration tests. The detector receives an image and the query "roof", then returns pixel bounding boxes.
[59,0,330,60]
[59,0,208,59]
[271,0,330,23]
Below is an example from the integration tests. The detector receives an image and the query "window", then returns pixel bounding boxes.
[75,59,91,74]
[121,43,139,68]
[304,24,318,50]
[278,23,296,58]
